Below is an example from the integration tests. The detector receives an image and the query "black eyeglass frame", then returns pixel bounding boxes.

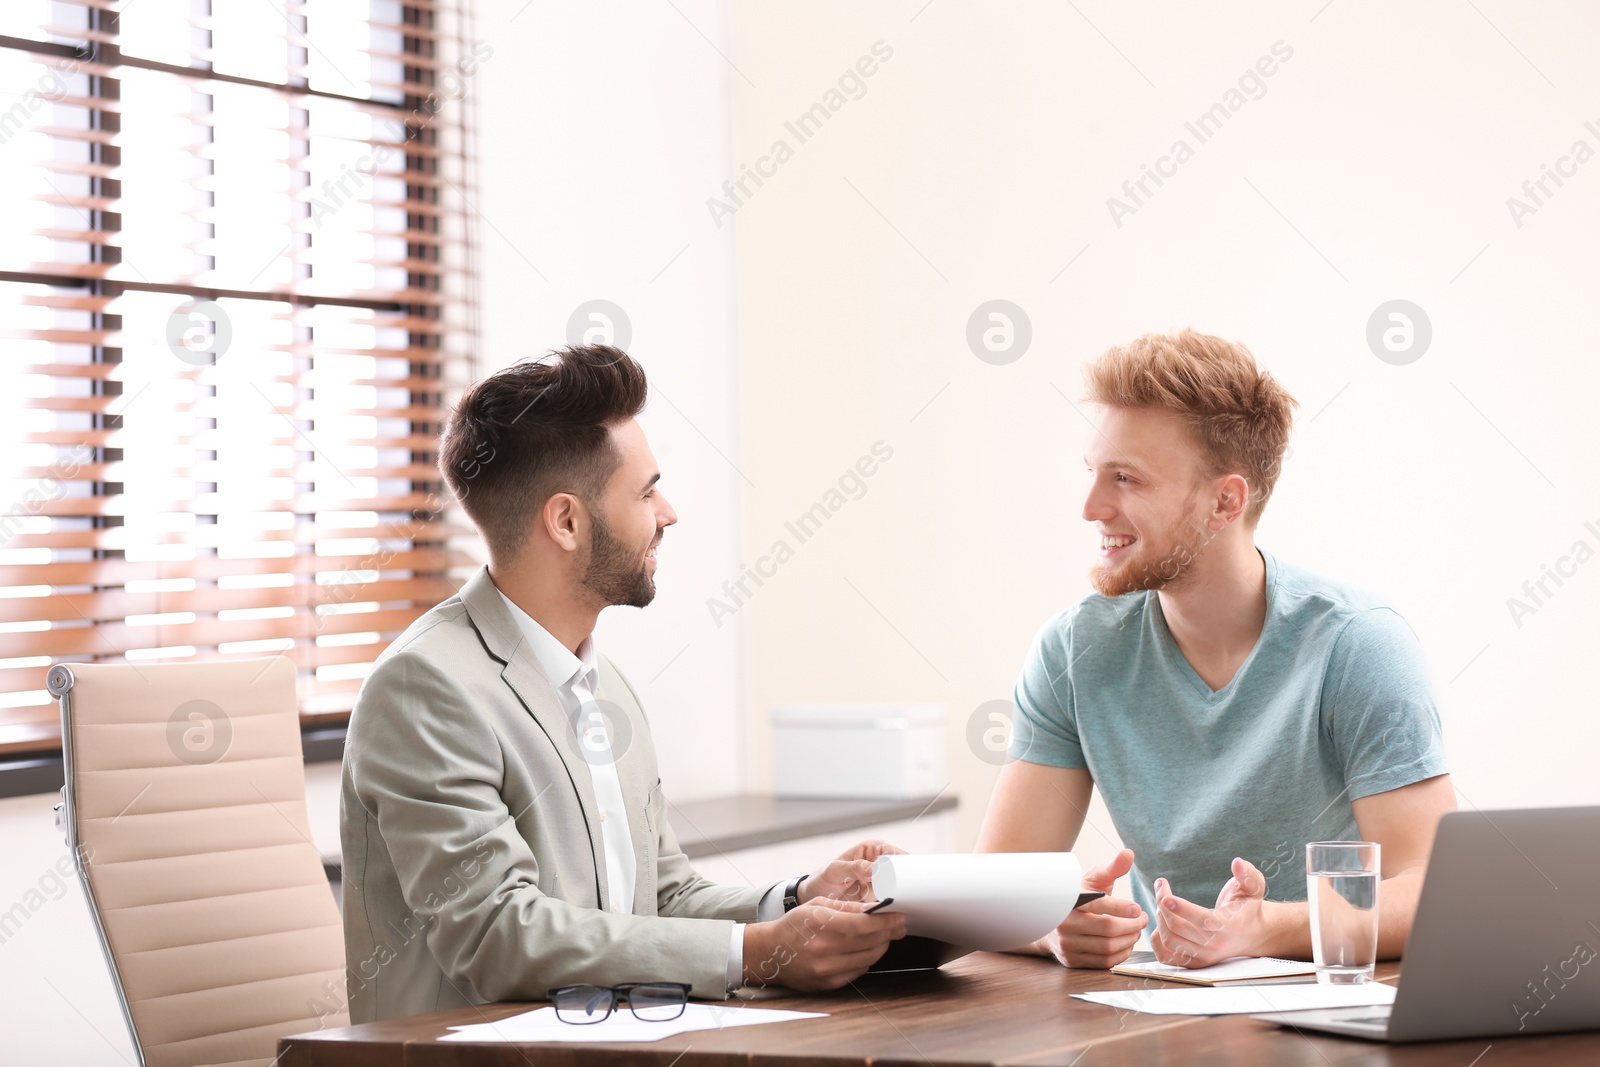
[546,982,692,1024]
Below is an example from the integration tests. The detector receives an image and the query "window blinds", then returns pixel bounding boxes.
[0,0,481,757]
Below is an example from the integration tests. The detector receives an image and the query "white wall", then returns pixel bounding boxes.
[723,0,1600,876]
[475,0,749,801]
[0,789,136,1065]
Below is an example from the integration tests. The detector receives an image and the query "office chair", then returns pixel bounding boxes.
[49,657,348,1067]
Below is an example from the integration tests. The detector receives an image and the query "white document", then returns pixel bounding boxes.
[870,852,1081,952]
[1111,951,1317,985]
[1074,982,1397,1016]
[440,1003,827,1044]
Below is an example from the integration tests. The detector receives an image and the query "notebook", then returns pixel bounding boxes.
[1112,950,1316,986]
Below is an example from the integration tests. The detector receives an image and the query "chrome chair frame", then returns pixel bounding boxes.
[49,662,148,1067]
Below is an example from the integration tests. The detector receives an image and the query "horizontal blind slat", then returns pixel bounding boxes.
[0,524,469,553]
[0,548,474,589]
[0,577,461,625]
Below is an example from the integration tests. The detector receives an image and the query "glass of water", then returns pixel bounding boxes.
[1306,841,1380,984]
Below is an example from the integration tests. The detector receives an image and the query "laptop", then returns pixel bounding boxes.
[1253,806,1600,1042]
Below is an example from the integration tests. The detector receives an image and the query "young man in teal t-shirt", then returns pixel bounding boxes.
[977,329,1456,969]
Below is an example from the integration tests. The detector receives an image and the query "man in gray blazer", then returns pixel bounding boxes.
[340,344,906,1022]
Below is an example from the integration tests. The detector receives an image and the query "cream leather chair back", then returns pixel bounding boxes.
[50,657,348,1067]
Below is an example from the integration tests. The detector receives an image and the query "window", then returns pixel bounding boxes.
[0,0,481,758]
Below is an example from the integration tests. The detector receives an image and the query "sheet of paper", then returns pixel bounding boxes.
[1111,951,1316,985]
[1073,982,1397,1016]
[440,1003,827,1044]
[870,852,1081,952]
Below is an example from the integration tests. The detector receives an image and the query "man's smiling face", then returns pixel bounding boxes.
[578,417,676,609]
[1081,406,1222,598]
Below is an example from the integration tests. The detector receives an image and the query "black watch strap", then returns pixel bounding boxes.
[782,875,805,912]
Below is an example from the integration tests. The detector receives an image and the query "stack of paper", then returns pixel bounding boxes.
[1111,950,1317,986]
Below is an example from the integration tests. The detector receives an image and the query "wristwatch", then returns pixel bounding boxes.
[782,874,806,912]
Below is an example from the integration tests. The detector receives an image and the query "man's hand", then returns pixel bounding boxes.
[1034,848,1147,969]
[1150,856,1267,968]
[797,839,907,905]
[742,897,906,991]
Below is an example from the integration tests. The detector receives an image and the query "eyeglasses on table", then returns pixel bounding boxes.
[547,982,692,1024]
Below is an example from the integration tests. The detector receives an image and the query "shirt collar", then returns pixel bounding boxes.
[495,585,598,695]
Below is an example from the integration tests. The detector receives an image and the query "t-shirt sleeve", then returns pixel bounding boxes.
[1008,607,1089,769]
[1321,607,1450,800]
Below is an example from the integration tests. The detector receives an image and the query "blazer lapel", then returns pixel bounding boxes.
[458,567,612,911]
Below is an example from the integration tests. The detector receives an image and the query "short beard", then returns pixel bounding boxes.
[580,505,655,608]
[1088,495,1215,598]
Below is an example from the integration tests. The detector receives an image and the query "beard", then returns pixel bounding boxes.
[1088,497,1216,598]
[580,506,657,608]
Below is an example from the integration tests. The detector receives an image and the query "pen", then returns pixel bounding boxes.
[865,897,895,914]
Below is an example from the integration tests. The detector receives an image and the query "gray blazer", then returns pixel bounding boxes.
[340,567,764,1022]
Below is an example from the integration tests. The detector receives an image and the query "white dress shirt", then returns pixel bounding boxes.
[496,589,786,990]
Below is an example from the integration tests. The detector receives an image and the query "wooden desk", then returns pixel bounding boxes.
[278,952,1600,1065]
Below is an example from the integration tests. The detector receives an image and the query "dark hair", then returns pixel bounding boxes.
[440,345,648,561]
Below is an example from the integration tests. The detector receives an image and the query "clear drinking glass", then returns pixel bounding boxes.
[1306,841,1380,984]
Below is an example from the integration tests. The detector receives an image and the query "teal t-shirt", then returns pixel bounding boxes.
[1008,547,1449,923]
